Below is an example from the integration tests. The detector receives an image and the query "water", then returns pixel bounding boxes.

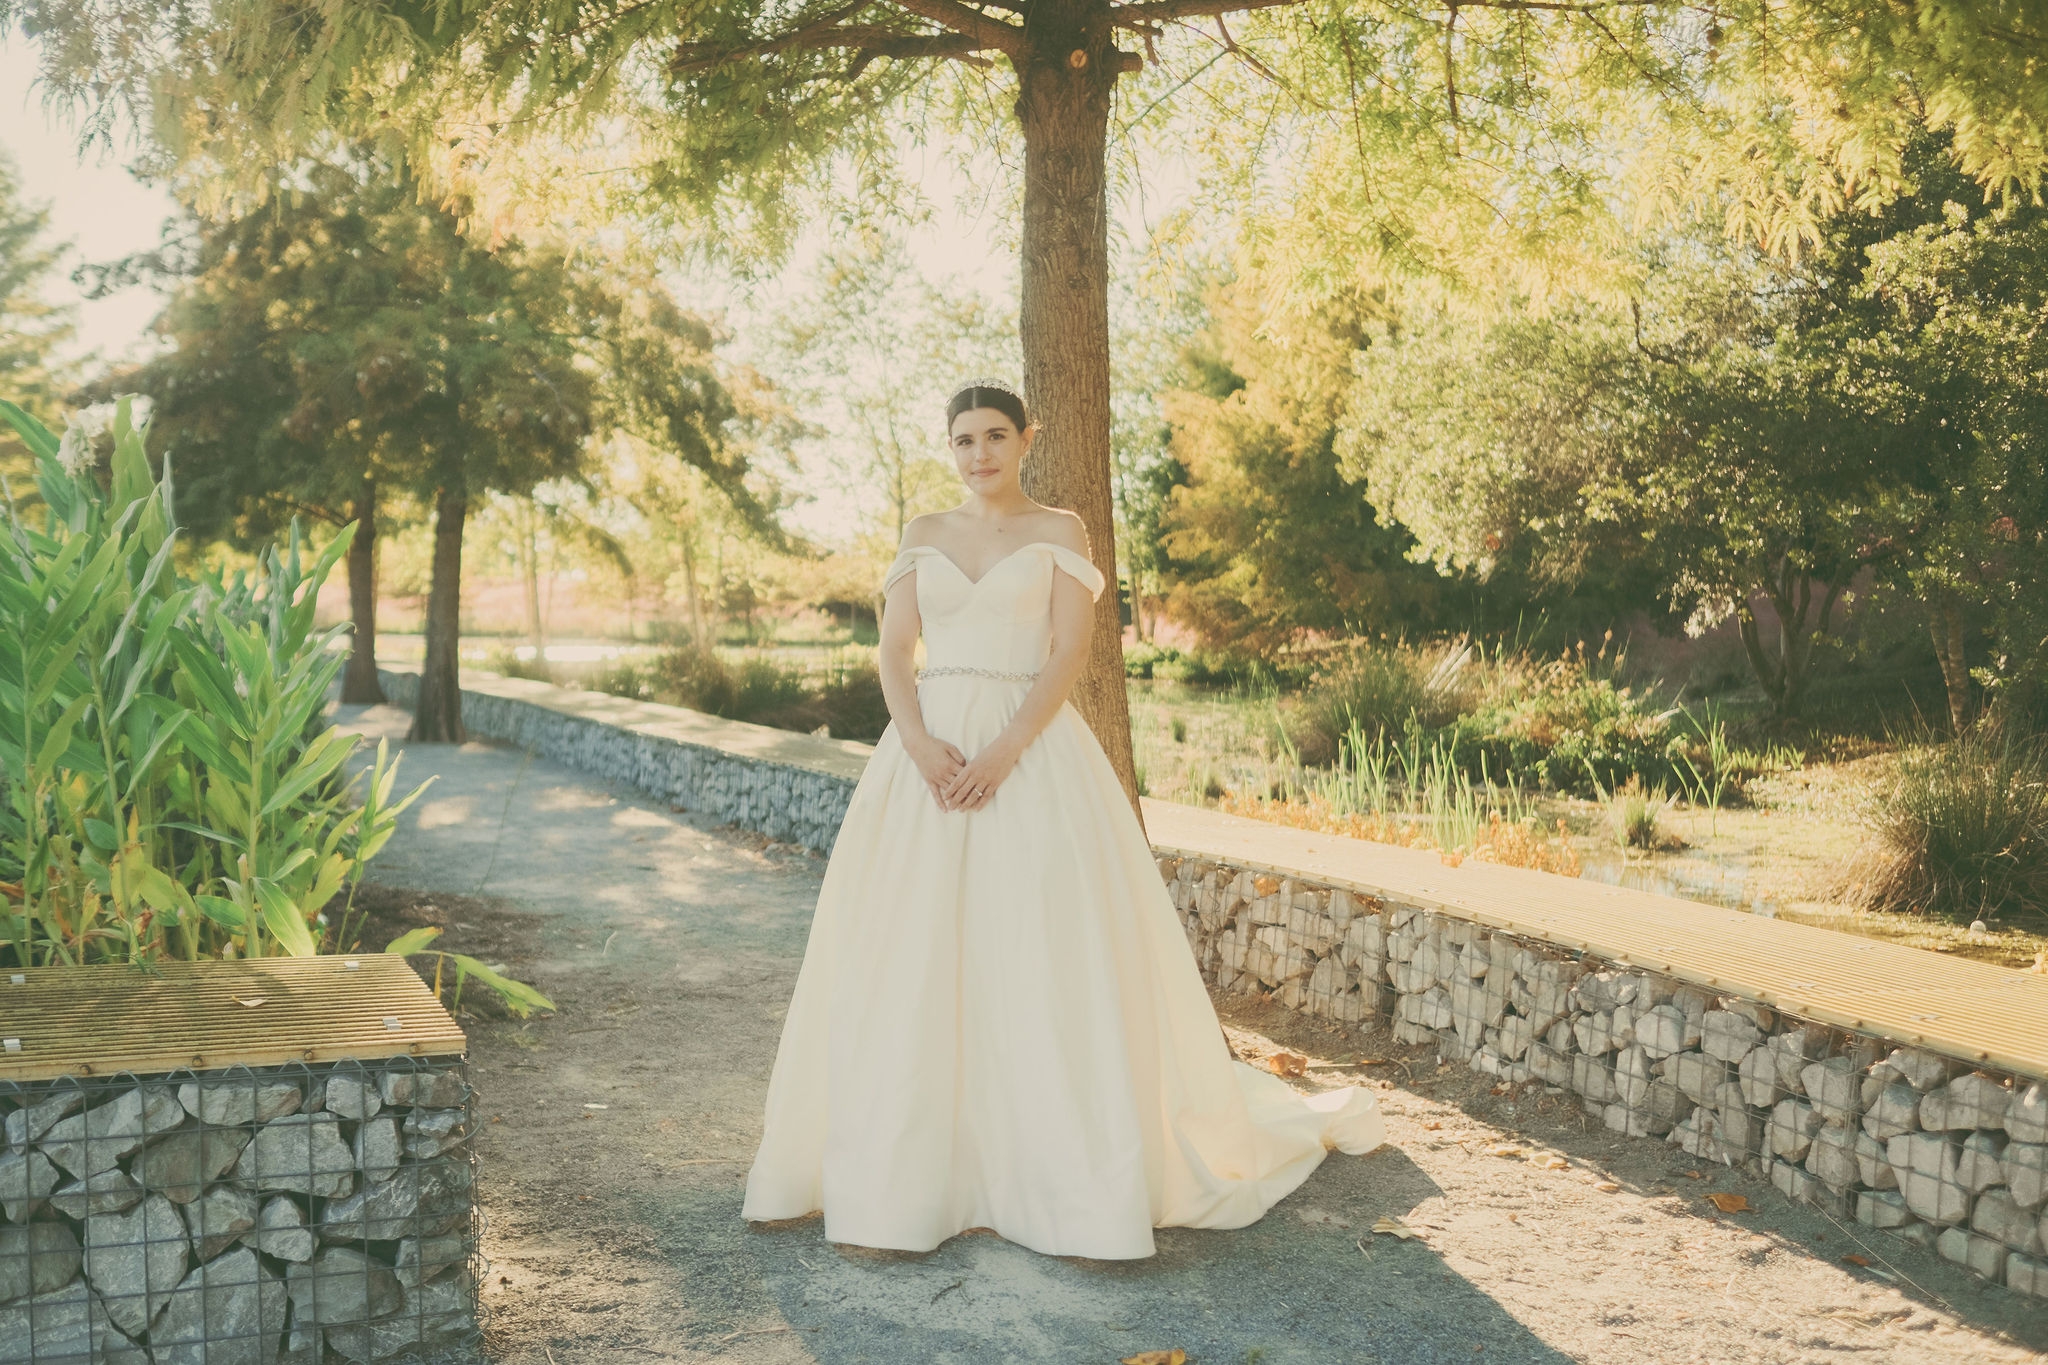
[1573,847,1782,918]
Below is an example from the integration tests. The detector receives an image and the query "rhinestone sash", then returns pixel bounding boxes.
[916,665,1041,683]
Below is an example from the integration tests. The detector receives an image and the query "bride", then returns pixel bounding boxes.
[742,378,1385,1259]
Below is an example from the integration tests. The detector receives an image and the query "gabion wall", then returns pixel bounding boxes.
[1164,856,2048,1301]
[0,1056,480,1363]
[376,668,856,855]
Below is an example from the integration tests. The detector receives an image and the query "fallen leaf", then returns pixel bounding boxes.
[1440,851,1465,867]
[1707,1193,1750,1213]
[233,996,267,1008]
[1539,1156,1570,1170]
[1841,1254,1871,1267]
[1266,1052,1308,1078]
[1483,1144,1525,1159]
[1593,1181,1621,1193]
[1423,1121,1442,1131]
[1682,1170,1705,1180]
[1372,1215,1421,1240]
[1119,1352,1188,1365]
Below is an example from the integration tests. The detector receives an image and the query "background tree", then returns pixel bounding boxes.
[10,0,2048,807]
[0,149,76,499]
[121,155,774,739]
[1158,275,1444,657]
[767,225,1015,617]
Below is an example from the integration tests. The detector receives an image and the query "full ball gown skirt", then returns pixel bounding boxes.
[741,540,1385,1259]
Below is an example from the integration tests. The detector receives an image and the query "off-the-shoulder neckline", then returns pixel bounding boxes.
[899,540,1093,588]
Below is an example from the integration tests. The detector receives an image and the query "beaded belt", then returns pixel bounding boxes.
[916,665,1041,683]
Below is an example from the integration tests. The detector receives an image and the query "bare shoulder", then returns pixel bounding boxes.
[898,512,945,552]
[1037,507,1091,555]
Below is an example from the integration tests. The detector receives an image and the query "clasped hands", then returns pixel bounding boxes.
[907,732,1022,813]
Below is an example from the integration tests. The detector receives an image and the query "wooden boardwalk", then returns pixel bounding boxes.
[0,954,465,1083]
[1145,798,2048,1082]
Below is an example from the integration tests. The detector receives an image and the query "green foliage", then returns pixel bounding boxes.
[1277,638,1774,799]
[1859,725,2048,928]
[1338,134,2048,721]
[0,398,412,964]
[381,925,556,1019]
[1121,641,1285,690]
[0,397,555,1011]
[1156,280,1449,657]
[0,151,73,502]
[592,646,890,742]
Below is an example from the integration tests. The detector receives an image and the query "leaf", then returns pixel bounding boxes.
[1706,1193,1750,1213]
[449,953,557,1018]
[1119,1353,1188,1365]
[1371,1215,1421,1240]
[233,997,267,1008]
[1593,1181,1621,1193]
[254,880,317,957]
[383,926,444,956]
[1841,1254,1871,1267]
[1266,1051,1308,1077]
[195,896,246,930]
[1538,1155,1570,1170]
[1483,1144,1525,1158]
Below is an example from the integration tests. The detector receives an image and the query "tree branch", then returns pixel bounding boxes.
[671,19,1010,75]
[1110,0,1306,23]
[887,0,1025,53]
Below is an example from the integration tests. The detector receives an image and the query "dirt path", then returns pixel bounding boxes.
[333,702,2047,1365]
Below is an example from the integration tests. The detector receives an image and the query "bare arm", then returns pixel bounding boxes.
[879,535,971,810]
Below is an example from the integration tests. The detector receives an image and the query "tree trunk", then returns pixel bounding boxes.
[1735,601,1783,711]
[339,477,386,705]
[519,503,546,663]
[1014,6,1143,823]
[1928,591,1974,735]
[410,490,468,743]
[680,535,707,649]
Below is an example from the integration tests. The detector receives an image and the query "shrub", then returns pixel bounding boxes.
[1285,642,1452,766]
[0,399,552,1013]
[593,644,891,742]
[1284,640,1697,796]
[1857,724,2048,926]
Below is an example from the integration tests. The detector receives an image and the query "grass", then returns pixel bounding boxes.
[589,643,891,742]
[1848,722,2048,929]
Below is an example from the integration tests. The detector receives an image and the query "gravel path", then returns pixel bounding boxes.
[333,702,2047,1365]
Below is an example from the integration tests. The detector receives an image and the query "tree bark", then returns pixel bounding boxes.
[1014,4,1143,823]
[519,502,547,663]
[339,476,386,705]
[410,490,469,743]
[1928,591,1974,735]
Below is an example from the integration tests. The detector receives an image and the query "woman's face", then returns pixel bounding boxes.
[949,407,1031,492]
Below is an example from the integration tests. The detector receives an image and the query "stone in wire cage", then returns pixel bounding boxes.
[0,1053,484,1362]
[1163,857,2048,1297]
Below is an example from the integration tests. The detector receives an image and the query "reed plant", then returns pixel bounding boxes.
[1855,722,2048,926]
[0,398,552,1014]
[1230,711,1580,875]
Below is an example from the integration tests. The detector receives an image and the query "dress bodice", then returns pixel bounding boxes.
[880,541,1106,674]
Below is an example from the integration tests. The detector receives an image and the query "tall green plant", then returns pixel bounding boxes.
[0,399,550,1013]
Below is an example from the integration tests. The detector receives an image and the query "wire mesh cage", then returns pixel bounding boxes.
[0,1055,484,1364]
[1165,857,2045,1289]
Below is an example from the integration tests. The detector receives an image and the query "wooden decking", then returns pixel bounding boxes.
[1145,798,2048,1083]
[0,954,466,1083]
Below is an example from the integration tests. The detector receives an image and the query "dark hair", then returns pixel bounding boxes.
[946,384,1028,434]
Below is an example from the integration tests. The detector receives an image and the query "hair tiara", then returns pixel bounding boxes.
[953,376,1022,404]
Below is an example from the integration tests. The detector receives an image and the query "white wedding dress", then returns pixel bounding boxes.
[741,539,1385,1258]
